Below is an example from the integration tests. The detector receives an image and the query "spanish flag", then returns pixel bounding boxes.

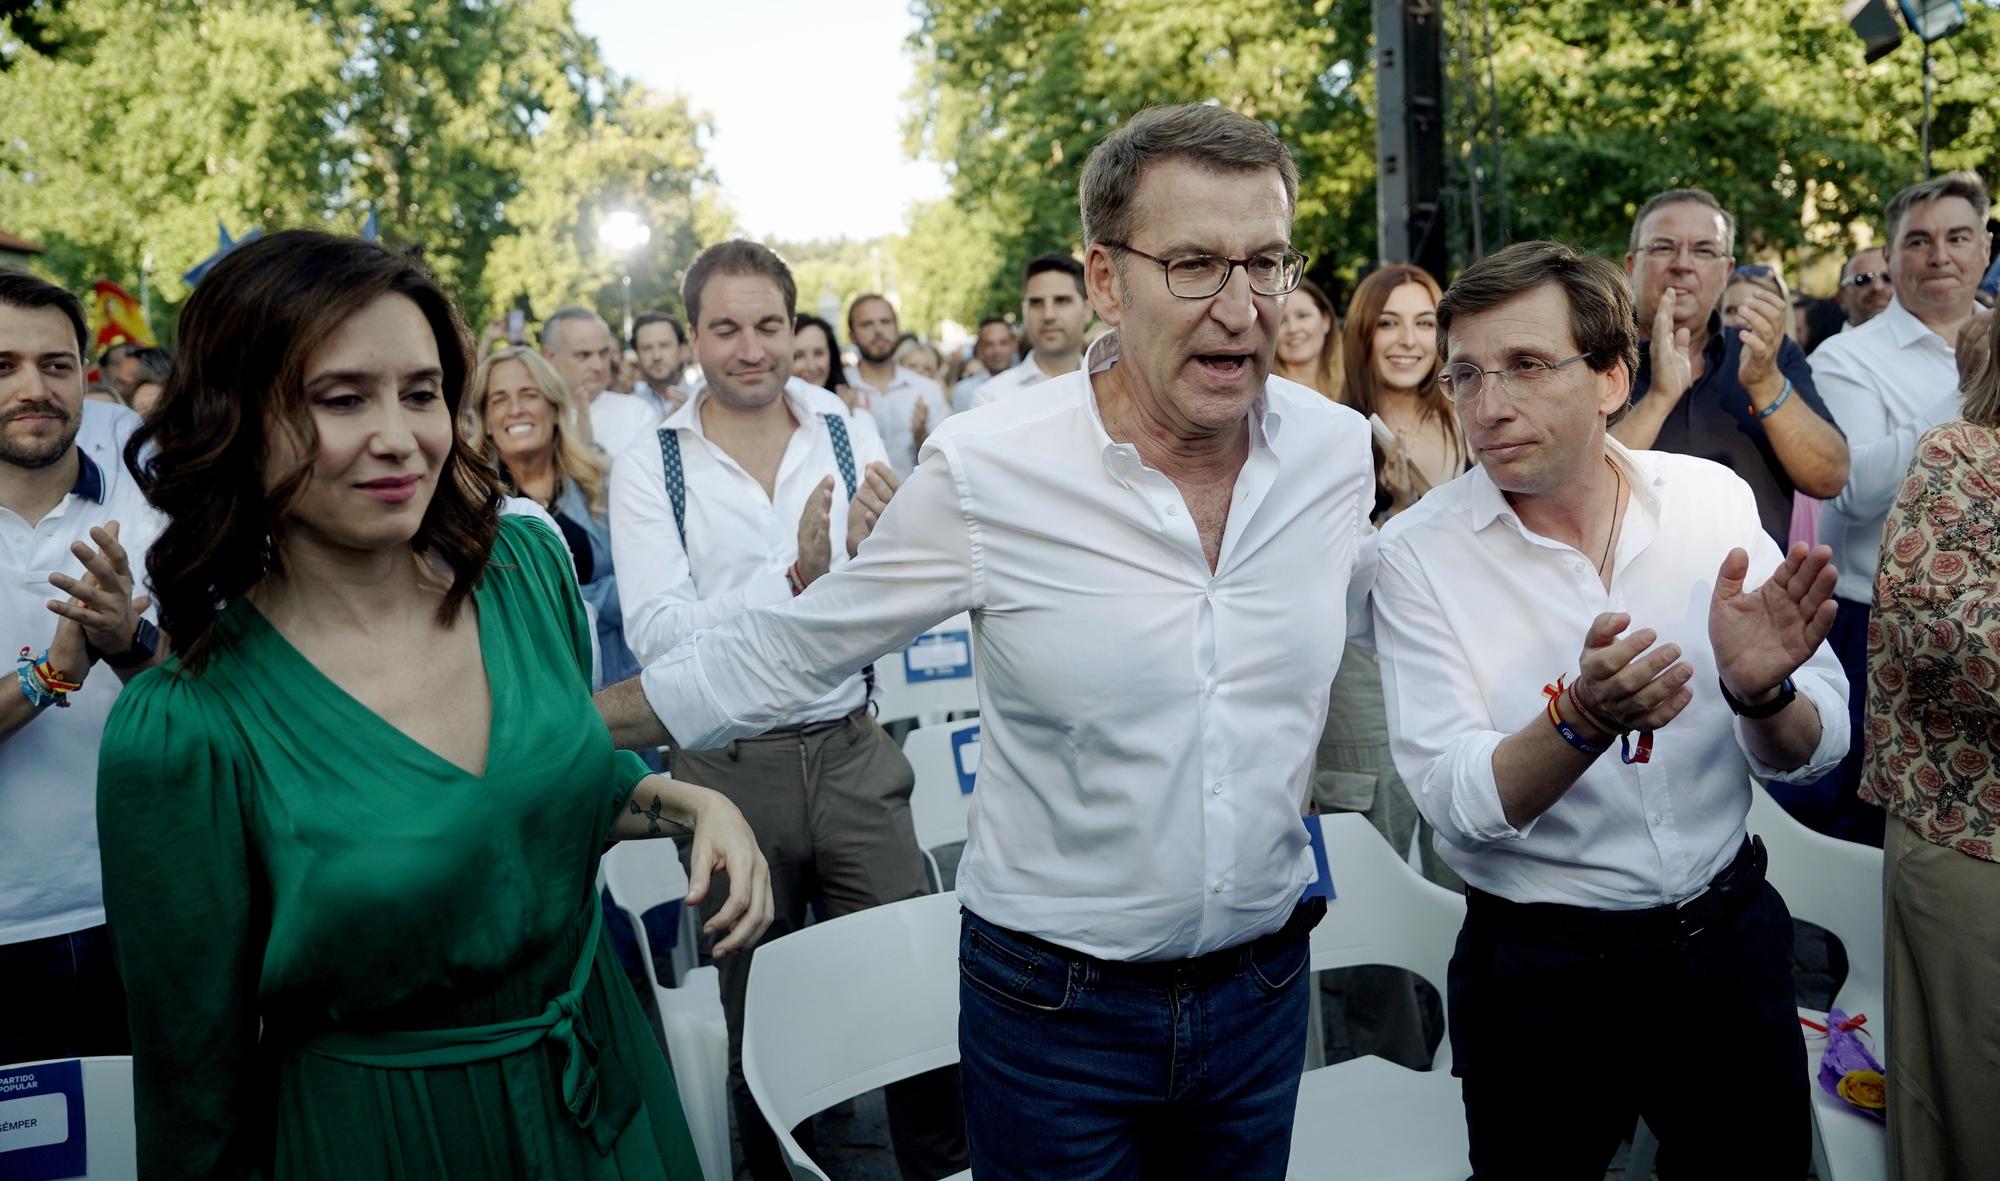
[90,280,155,349]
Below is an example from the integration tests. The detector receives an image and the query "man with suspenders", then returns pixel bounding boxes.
[606,239,968,1181]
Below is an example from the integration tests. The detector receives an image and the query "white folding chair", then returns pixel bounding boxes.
[902,718,981,890]
[1287,813,1470,1181]
[0,1056,135,1179]
[600,842,734,1181]
[1749,781,1888,1181]
[742,892,970,1181]
[871,613,979,727]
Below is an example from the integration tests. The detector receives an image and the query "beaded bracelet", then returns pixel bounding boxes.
[785,561,808,597]
[16,646,80,710]
[1545,674,1656,765]
[1756,377,1794,421]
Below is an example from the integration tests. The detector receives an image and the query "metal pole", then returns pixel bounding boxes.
[1921,41,1934,179]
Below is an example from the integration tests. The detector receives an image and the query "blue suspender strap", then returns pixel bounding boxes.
[656,427,688,551]
[824,413,858,498]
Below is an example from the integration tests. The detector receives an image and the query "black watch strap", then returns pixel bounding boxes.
[1720,675,1795,720]
[87,617,159,669]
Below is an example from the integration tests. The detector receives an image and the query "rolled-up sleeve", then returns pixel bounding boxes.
[642,446,982,748]
[1373,541,1529,850]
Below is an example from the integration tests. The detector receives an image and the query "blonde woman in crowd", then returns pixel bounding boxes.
[1274,276,1344,399]
[463,345,641,686]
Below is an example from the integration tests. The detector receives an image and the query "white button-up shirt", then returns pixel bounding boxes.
[971,356,1068,407]
[1373,441,1848,910]
[1809,298,1962,602]
[610,379,889,727]
[846,364,951,477]
[2,447,164,945]
[589,390,665,456]
[644,335,1377,961]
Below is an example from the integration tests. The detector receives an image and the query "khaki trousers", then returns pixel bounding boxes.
[674,709,967,1181]
[1883,819,2000,1180]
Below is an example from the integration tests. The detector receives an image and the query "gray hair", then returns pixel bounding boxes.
[1079,104,1298,248]
[540,305,606,351]
[1627,188,1737,257]
[1883,171,1991,246]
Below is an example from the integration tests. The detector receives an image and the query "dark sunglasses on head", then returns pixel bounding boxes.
[1732,264,1775,281]
[1844,271,1892,288]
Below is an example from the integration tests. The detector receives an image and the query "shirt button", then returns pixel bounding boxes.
[1652,814,1664,825]
[1213,880,1225,893]
[1212,781,1224,795]
[1166,504,1180,517]
[1205,582,1216,601]
[1573,561,1587,574]
[1205,678,1218,695]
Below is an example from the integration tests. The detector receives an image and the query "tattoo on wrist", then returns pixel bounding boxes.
[627,794,693,837]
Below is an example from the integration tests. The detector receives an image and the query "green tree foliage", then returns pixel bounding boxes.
[907,0,2000,324]
[0,0,720,338]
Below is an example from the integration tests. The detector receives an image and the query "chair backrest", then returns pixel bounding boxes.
[871,612,979,726]
[600,841,693,991]
[0,1056,135,1179]
[1306,812,1468,1070]
[903,718,981,853]
[1746,781,1886,1012]
[743,892,962,1179]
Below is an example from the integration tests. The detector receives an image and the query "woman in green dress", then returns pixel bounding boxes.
[98,230,772,1179]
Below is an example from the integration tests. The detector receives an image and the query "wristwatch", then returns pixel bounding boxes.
[85,617,160,670]
[1719,675,1795,720]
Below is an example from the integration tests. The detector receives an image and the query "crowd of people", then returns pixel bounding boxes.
[2,98,1997,1181]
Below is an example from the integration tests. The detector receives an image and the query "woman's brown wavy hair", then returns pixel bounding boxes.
[127,229,502,674]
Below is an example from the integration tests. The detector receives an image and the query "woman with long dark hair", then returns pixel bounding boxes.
[99,230,770,1179]
[792,312,862,410]
[1340,263,1465,519]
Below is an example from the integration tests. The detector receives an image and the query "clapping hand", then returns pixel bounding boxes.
[1733,287,1790,402]
[795,478,836,588]
[1568,612,1697,737]
[46,522,149,665]
[1649,289,1694,404]
[1709,542,1837,703]
[845,461,899,556]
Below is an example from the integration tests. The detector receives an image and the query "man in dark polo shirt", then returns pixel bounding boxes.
[1614,188,1849,543]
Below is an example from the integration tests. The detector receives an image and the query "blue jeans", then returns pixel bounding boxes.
[958,906,1314,1180]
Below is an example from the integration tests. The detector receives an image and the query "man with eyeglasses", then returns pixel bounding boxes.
[1797,172,1994,846]
[1837,246,1894,328]
[1613,188,1848,547]
[1372,240,1847,1178]
[601,102,1376,1177]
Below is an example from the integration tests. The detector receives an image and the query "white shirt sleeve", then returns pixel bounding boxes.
[608,438,790,668]
[1815,345,1961,520]
[641,447,983,748]
[1373,542,1528,851]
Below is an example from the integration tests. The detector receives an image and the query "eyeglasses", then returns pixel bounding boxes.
[1103,242,1308,299]
[1843,271,1892,288]
[1436,353,1590,403]
[1640,239,1728,263]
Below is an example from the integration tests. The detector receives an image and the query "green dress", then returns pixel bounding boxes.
[97,515,702,1180]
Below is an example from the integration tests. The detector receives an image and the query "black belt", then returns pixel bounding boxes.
[978,898,1327,990]
[1466,836,1767,947]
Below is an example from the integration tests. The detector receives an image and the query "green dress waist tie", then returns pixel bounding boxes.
[301,897,611,1135]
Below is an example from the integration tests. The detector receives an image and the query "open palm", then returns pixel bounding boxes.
[1708,542,1838,700]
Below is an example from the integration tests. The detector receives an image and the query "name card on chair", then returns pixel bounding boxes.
[0,1058,85,1179]
[952,725,981,795]
[904,630,973,682]
[1301,816,1336,903]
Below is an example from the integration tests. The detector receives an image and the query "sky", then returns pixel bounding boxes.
[574,0,949,243]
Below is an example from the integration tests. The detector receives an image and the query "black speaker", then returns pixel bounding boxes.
[1843,0,1903,62]
[1374,0,1448,282]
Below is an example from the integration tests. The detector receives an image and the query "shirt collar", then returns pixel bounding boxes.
[70,450,106,505]
[662,377,818,440]
[1462,435,1659,534]
[1080,330,1283,457]
[1877,297,1952,351]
